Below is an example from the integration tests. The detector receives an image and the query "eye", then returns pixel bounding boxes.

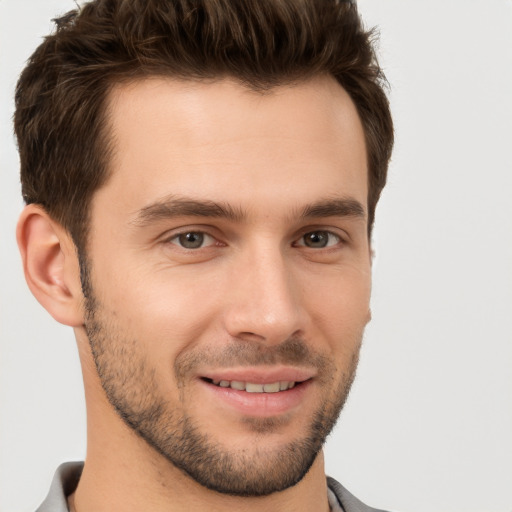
[168,231,215,249]
[296,230,341,249]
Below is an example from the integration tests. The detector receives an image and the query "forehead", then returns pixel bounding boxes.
[106,75,365,152]
[95,75,367,220]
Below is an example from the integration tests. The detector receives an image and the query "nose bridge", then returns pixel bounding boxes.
[224,240,303,344]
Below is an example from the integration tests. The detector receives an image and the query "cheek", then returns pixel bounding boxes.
[138,280,221,337]
[301,264,371,342]
[93,259,225,365]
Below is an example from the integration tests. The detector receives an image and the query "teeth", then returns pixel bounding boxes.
[263,382,281,393]
[210,379,297,392]
[246,383,264,393]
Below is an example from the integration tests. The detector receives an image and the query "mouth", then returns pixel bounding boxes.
[197,371,314,417]
[201,377,302,393]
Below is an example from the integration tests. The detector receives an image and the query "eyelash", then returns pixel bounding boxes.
[165,229,344,250]
[167,231,218,249]
[293,231,342,249]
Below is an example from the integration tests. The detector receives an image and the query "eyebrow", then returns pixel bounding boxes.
[131,195,366,227]
[132,196,245,226]
[300,197,366,220]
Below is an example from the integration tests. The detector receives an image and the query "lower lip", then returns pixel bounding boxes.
[199,379,312,417]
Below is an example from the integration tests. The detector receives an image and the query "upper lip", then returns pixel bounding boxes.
[199,366,316,384]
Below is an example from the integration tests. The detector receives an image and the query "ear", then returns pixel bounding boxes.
[17,204,85,327]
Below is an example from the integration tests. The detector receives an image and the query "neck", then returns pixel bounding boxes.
[72,430,329,512]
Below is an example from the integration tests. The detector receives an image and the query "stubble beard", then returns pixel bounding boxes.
[82,270,362,497]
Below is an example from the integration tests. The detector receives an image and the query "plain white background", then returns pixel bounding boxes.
[1,1,511,511]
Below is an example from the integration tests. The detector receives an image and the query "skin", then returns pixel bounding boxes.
[17,75,371,512]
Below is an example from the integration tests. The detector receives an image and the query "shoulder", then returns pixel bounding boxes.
[327,476,392,512]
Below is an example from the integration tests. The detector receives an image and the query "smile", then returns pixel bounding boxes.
[199,376,311,417]
[197,367,315,416]
[205,378,298,393]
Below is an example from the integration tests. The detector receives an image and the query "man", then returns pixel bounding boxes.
[14,0,393,511]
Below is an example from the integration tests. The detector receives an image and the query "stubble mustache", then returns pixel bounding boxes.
[174,335,336,385]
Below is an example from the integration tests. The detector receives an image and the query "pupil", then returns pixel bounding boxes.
[305,231,328,248]
[179,232,203,248]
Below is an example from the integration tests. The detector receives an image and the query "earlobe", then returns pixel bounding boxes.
[16,204,84,327]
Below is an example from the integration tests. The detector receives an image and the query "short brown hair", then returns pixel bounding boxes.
[14,0,393,252]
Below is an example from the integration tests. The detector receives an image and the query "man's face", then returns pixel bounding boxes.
[83,76,371,496]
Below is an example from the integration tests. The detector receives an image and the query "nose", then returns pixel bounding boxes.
[222,245,305,345]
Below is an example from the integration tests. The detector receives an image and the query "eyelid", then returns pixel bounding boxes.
[169,231,216,248]
[293,228,347,248]
[160,226,222,248]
